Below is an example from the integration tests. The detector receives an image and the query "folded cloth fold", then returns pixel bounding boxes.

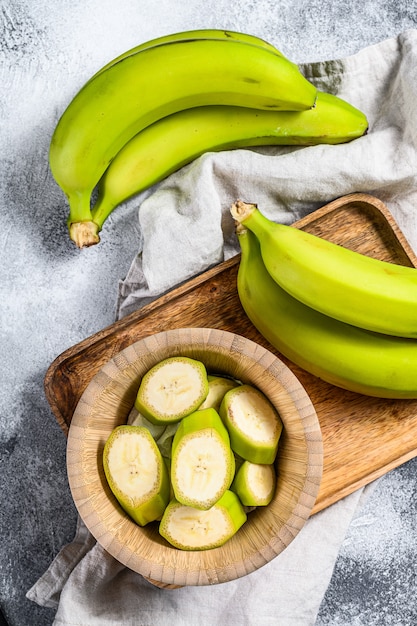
[28,30,417,625]
[27,486,376,626]
[117,30,417,319]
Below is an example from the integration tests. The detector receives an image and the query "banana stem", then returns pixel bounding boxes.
[65,189,101,247]
[230,200,258,222]
[69,221,100,248]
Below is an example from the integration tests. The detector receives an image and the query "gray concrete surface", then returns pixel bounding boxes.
[1,1,417,624]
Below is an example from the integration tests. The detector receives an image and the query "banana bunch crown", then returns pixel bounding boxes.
[232,202,417,399]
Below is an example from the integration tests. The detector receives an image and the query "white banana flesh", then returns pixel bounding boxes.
[106,430,158,500]
[198,375,239,412]
[161,501,232,549]
[102,425,170,526]
[220,384,282,464]
[235,225,417,399]
[103,358,285,544]
[232,461,276,507]
[171,408,234,510]
[159,490,247,550]
[172,434,230,507]
[135,356,209,424]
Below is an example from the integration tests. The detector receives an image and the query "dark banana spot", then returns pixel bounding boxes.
[242,77,260,84]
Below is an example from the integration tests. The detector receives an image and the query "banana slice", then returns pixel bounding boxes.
[198,375,240,411]
[159,490,247,550]
[219,384,283,464]
[231,460,277,506]
[135,356,209,424]
[171,408,235,510]
[103,425,170,526]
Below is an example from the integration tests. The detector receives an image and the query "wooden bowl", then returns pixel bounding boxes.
[67,327,323,587]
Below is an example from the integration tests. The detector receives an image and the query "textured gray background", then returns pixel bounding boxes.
[1,1,417,625]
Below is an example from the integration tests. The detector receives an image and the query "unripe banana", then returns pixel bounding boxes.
[159,490,247,550]
[91,29,284,80]
[219,384,283,464]
[198,375,240,411]
[50,38,316,247]
[232,200,417,339]
[170,408,235,510]
[235,225,417,398]
[91,91,368,234]
[134,356,209,425]
[231,460,276,507]
[103,425,170,526]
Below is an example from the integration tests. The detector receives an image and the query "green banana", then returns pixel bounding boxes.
[91,91,368,234]
[103,425,171,526]
[170,408,235,510]
[219,384,282,464]
[231,201,417,338]
[50,38,316,247]
[159,490,247,550]
[90,29,284,80]
[235,224,417,398]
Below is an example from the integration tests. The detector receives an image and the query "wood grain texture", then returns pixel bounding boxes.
[46,193,417,515]
[67,328,322,586]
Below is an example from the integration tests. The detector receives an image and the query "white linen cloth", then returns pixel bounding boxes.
[28,30,417,625]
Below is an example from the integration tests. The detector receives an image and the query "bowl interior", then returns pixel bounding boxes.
[67,327,323,586]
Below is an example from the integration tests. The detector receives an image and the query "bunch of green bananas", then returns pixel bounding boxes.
[231,200,417,399]
[49,29,368,248]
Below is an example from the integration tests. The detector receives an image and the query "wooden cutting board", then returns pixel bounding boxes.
[45,192,417,515]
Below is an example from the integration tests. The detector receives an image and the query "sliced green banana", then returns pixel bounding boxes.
[159,490,247,550]
[171,408,235,510]
[135,356,209,424]
[219,384,283,464]
[231,460,277,506]
[103,425,170,526]
[198,375,240,411]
